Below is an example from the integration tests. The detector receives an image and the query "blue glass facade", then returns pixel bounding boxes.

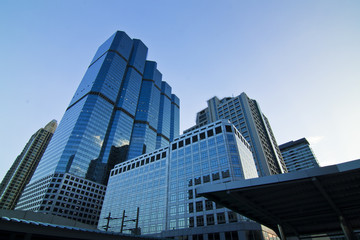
[28,31,179,186]
[170,94,180,141]
[99,120,261,239]
[16,31,179,225]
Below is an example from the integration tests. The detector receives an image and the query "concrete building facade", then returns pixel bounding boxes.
[279,138,319,172]
[185,93,286,177]
[0,120,57,210]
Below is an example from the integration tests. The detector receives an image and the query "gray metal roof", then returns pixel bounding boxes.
[197,159,360,238]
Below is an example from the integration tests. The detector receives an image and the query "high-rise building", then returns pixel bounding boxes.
[15,31,179,226]
[185,93,287,176]
[279,138,320,172]
[99,120,277,239]
[0,120,57,210]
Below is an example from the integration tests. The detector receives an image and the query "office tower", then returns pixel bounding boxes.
[15,31,179,226]
[0,120,57,210]
[185,93,287,177]
[99,120,278,239]
[279,138,320,172]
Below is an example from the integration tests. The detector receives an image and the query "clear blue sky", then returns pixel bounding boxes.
[1,0,360,181]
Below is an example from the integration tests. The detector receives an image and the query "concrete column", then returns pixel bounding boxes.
[339,216,355,240]
[277,224,287,240]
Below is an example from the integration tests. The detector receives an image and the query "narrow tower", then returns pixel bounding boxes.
[0,120,57,209]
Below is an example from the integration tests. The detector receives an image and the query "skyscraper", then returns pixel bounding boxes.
[0,120,57,210]
[99,120,277,239]
[16,31,179,225]
[185,93,287,176]
[279,138,320,172]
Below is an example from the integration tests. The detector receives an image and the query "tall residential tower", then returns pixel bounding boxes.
[16,31,179,225]
[185,93,287,176]
[0,120,57,210]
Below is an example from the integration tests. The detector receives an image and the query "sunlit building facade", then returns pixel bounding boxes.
[15,31,179,225]
[185,93,286,177]
[279,138,319,172]
[99,120,278,239]
[0,120,57,210]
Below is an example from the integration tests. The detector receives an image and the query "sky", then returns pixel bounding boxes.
[0,0,359,181]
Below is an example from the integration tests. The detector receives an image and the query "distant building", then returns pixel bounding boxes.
[279,138,319,172]
[16,31,179,226]
[185,93,287,176]
[0,120,57,210]
[99,120,278,239]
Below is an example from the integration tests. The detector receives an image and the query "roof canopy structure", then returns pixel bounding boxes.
[197,160,360,240]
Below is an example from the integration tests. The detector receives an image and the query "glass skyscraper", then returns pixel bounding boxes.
[185,93,287,177]
[15,31,179,225]
[0,120,57,210]
[279,138,319,172]
[99,120,278,239]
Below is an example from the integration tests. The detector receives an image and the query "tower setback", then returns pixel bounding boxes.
[15,31,179,226]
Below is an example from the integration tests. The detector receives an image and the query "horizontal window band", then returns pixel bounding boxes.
[171,102,180,108]
[134,120,157,133]
[66,91,115,111]
[161,92,171,101]
[157,133,170,142]
[114,107,135,120]
[142,78,161,91]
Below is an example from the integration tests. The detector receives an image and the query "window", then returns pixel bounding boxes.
[172,143,177,150]
[188,189,193,199]
[225,125,232,132]
[170,206,176,215]
[212,172,220,181]
[203,175,210,183]
[205,200,213,210]
[196,201,203,212]
[222,170,230,178]
[234,168,242,177]
[189,203,194,213]
[196,216,204,226]
[185,138,191,145]
[194,177,201,185]
[192,135,198,142]
[207,129,214,137]
[206,214,215,225]
[225,232,239,240]
[217,212,226,224]
[179,141,184,148]
[228,211,237,223]
[189,217,194,227]
[215,126,222,134]
[208,233,220,240]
